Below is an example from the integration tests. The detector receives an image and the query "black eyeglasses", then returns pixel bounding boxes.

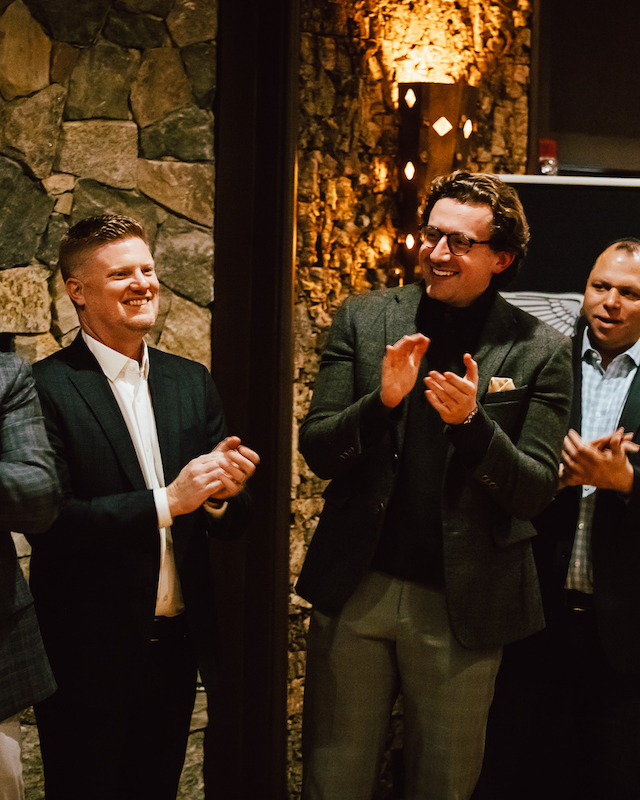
[419,224,492,256]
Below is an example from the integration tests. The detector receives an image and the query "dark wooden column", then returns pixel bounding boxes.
[205,0,298,797]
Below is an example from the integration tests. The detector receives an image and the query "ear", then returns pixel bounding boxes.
[492,250,515,275]
[65,277,85,308]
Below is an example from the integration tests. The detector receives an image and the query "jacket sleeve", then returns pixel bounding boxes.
[299,295,395,480]
[0,357,59,534]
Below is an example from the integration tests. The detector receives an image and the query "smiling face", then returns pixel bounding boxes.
[66,236,159,361]
[419,197,514,307]
[582,244,640,367]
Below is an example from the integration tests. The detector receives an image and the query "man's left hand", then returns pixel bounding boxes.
[424,352,479,425]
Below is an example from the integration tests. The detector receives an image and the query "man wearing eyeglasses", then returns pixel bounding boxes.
[297,170,572,800]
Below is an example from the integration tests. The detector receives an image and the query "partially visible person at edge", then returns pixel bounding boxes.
[474,238,640,800]
[296,170,573,800]
[0,354,59,800]
[28,214,259,800]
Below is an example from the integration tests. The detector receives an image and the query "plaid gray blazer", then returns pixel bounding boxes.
[0,353,59,719]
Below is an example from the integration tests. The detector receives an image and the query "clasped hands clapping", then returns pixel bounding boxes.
[380,332,478,426]
[559,427,638,494]
[166,435,260,518]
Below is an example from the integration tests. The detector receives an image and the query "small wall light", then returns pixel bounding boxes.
[396,81,480,282]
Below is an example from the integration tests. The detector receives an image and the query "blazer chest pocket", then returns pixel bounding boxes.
[482,384,530,433]
[482,385,528,405]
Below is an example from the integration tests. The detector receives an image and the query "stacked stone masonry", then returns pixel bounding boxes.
[290,1,532,796]
[0,1,216,797]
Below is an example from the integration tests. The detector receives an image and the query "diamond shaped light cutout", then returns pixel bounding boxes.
[404,161,416,180]
[404,89,417,108]
[432,116,453,137]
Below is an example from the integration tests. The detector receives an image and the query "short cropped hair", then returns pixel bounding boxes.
[608,237,640,256]
[422,170,530,289]
[59,215,149,281]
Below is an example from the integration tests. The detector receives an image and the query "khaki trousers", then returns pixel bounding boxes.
[301,572,502,800]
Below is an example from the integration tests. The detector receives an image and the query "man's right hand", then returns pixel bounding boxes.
[166,435,260,518]
[380,333,430,408]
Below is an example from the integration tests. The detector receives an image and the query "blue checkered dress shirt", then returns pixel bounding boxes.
[567,328,640,592]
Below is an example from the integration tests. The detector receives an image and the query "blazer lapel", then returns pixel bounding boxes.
[66,337,147,491]
[618,366,640,439]
[570,330,583,434]
[385,283,422,346]
[384,283,423,447]
[473,293,519,399]
[148,350,181,484]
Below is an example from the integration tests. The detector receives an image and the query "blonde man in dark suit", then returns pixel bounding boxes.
[29,216,259,800]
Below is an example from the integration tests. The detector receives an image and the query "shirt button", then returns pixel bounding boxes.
[578,522,584,530]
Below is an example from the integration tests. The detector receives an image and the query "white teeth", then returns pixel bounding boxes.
[433,268,456,277]
[125,299,148,306]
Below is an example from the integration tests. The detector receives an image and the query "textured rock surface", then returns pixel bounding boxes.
[166,0,216,48]
[0,84,67,179]
[140,105,214,162]
[137,160,215,227]
[22,0,111,45]
[65,42,141,120]
[0,157,55,269]
[13,332,61,361]
[0,0,51,100]
[181,42,216,108]
[48,268,78,337]
[115,0,173,16]
[36,213,69,267]
[155,291,212,368]
[0,265,51,333]
[130,48,193,128]
[56,120,139,189]
[103,7,169,49]
[153,214,214,306]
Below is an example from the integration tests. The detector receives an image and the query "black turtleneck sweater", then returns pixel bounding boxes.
[370,287,495,587]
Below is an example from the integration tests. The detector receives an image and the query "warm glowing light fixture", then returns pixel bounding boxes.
[404,161,416,180]
[396,81,480,283]
[404,88,417,109]
[432,116,453,137]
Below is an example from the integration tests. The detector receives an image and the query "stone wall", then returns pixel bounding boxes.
[1,0,216,796]
[289,1,533,796]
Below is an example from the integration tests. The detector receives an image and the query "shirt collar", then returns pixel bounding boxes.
[82,330,149,382]
[582,326,640,369]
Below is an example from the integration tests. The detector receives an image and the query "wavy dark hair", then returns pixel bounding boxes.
[59,215,149,281]
[422,170,530,289]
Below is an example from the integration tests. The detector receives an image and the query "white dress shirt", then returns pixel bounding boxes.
[82,332,184,617]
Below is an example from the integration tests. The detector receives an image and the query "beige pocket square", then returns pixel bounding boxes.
[488,377,517,393]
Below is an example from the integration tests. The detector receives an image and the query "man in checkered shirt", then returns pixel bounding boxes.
[475,238,640,800]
